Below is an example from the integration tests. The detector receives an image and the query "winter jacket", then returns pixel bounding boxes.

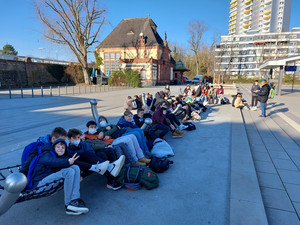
[124,99,136,110]
[251,83,261,97]
[117,116,139,129]
[84,131,109,151]
[31,148,69,188]
[208,88,216,96]
[152,106,171,126]
[257,84,270,103]
[133,114,145,128]
[68,141,94,157]
[216,88,224,95]
[234,96,244,108]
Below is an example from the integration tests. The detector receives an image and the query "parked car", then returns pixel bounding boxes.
[192,75,203,84]
[183,76,192,83]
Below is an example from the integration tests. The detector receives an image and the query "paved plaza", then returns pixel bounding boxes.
[0,84,299,225]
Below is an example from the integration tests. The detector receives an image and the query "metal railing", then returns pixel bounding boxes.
[1,83,135,99]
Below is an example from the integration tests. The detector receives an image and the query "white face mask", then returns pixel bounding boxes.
[89,128,97,134]
[99,121,108,128]
[71,140,80,147]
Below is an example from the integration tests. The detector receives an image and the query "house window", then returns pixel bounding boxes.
[103,52,121,74]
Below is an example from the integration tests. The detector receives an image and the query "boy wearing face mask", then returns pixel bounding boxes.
[68,128,125,190]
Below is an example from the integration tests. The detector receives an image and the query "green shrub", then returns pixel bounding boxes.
[46,64,66,82]
[108,70,141,87]
[124,69,141,87]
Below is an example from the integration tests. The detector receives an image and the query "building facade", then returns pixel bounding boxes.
[216,0,299,77]
[96,17,182,86]
[229,0,292,35]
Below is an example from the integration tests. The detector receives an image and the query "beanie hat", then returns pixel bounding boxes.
[52,138,67,149]
[261,78,267,82]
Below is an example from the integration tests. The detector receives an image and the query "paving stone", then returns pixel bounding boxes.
[254,161,277,174]
[257,172,284,190]
[284,183,300,202]
[266,208,300,225]
[272,158,299,171]
[261,187,294,211]
[269,151,290,160]
[252,151,272,162]
[278,169,300,185]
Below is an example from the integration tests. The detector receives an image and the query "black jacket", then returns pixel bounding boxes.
[257,84,270,103]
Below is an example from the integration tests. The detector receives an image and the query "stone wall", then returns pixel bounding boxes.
[0,58,60,87]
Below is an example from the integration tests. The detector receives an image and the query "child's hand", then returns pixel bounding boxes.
[69,153,80,165]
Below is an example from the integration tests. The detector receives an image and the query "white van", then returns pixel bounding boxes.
[192,75,203,83]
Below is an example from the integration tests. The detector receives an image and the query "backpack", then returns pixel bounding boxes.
[149,156,173,173]
[117,164,159,190]
[269,88,275,99]
[224,97,230,104]
[151,138,174,158]
[26,151,56,190]
[191,111,201,121]
[182,122,196,131]
[20,140,46,175]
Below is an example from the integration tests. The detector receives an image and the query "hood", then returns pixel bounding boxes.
[38,134,52,144]
[96,115,108,128]
[51,138,68,157]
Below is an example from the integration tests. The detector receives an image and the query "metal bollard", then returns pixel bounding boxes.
[142,93,146,105]
[21,86,23,98]
[85,85,87,94]
[90,85,91,93]
[41,86,43,97]
[9,86,11,99]
[32,86,34,98]
[50,86,52,96]
[90,99,99,121]
[0,173,27,216]
[58,86,60,96]
[141,118,152,131]
[172,104,182,114]
[65,85,68,95]
[72,86,74,96]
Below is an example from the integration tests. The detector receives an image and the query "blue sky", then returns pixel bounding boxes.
[1,0,300,62]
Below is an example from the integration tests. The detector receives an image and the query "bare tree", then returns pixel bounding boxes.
[187,21,207,75]
[34,0,106,84]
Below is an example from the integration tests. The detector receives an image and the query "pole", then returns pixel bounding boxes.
[50,86,52,96]
[65,85,67,95]
[21,86,23,98]
[41,86,43,97]
[58,86,60,96]
[9,86,11,99]
[277,66,284,96]
[292,71,295,93]
[32,86,34,98]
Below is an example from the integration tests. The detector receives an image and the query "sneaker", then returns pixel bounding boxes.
[108,155,125,177]
[175,129,185,135]
[203,101,208,106]
[178,124,189,130]
[66,199,89,214]
[107,180,123,191]
[172,131,183,138]
[95,161,110,175]
[65,208,83,216]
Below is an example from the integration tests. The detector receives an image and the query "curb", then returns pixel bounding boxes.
[230,107,268,225]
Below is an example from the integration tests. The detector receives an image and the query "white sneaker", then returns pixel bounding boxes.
[179,124,189,130]
[108,155,125,177]
[95,161,109,175]
[203,101,208,106]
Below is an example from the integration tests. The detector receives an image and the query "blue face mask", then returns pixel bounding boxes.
[71,140,80,147]
[99,121,108,128]
[89,128,97,134]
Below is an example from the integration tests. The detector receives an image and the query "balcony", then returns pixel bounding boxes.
[230,3,237,9]
[245,0,252,4]
[263,15,271,20]
[230,0,237,4]
[229,12,237,18]
[265,0,272,5]
[264,9,271,15]
[243,23,251,28]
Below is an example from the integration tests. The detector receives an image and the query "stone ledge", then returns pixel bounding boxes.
[230,107,268,225]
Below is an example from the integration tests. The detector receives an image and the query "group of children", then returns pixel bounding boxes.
[22,84,217,216]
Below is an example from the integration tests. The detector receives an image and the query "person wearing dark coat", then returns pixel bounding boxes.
[257,79,270,118]
[251,80,261,107]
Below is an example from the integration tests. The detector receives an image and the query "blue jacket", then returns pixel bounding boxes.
[117,116,139,129]
[133,114,145,128]
[68,141,94,157]
[32,149,69,188]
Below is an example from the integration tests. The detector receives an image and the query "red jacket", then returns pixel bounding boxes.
[151,106,171,126]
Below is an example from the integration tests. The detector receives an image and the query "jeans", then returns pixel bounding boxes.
[112,134,144,163]
[152,124,170,138]
[38,165,80,205]
[123,128,149,154]
[166,113,181,126]
[260,102,267,117]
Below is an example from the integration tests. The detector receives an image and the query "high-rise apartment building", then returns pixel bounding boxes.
[215,0,299,77]
[228,0,292,35]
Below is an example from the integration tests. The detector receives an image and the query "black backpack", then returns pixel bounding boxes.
[182,122,196,131]
[149,156,173,173]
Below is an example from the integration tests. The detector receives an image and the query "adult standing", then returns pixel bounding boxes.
[251,80,260,108]
[257,79,270,118]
